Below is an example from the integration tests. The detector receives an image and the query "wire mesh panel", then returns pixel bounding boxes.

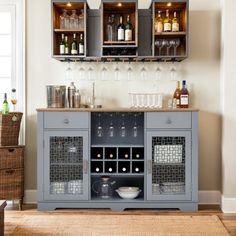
[49,136,84,195]
[152,136,185,195]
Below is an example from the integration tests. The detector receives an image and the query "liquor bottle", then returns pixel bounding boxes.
[78,34,84,55]
[180,80,189,108]
[173,81,181,108]
[125,15,132,41]
[71,33,78,55]
[107,15,116,41]
[155,11,163,33]
[117,15,125,41]
[163,9,171,32]
[172,11,179,32]
[2,93,9,114]
[64,35,69,55]
[59,34,65,55]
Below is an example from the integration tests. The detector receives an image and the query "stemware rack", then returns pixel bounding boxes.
[51,0,189,61]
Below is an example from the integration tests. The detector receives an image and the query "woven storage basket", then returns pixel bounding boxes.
[0,168,24,199]
[0,112,23,146]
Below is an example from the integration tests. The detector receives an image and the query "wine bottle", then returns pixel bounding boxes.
[117,16,125,41]
[64,35,69,55]
[180,80,189,108]
[173,81,181,108]
[125,15,132,41]
[71,33,78,55]
[2,93,9,114]
[155,11,163,33]
[79,33,84,55]
[60,34,65,55]
[107,15,116,41]
[172,11,179,32]
[163,10,171,32]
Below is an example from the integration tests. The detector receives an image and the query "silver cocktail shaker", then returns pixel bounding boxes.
[68,82,76,108]
[74,89,81,108]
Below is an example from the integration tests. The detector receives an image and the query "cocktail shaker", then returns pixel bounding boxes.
[74,89,80,108]
[68,82,76,108]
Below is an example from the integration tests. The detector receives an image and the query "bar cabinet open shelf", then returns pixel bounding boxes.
[51,0,87,58]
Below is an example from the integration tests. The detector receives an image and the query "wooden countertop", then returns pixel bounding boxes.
[37,108,199,112]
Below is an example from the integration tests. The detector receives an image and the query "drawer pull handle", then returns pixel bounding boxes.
[8,149,15,153]
[63,119,69,124]
[5,170,15,175]
[166,118,172,124]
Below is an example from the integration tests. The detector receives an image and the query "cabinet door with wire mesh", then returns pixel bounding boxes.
[43,131,89,201]
[146,131,191,201]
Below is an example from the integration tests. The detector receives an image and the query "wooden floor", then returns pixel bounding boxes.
[5,204,236,236]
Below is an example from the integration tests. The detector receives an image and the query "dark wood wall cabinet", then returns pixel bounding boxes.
[51,0,189,62]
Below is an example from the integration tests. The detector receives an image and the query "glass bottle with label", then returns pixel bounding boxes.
[60,34,65,55]
[117,15,125,41]
[155,11,163,33]
[107,15,116,41]
[2,93,9,114]
[79,33,84,55]
[64,35,69,55]
[180,80,189,108]
[172,11,179,32]
[71,33,78,55]
[125,15,133,41]
[173,80,181,108]
[163,9,171,32]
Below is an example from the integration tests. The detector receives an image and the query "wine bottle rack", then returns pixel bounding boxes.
[91,146,144,175]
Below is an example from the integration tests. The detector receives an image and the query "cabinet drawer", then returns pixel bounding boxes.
[44,112,89,129]
[0,147,24,170]
[146,112,191,129]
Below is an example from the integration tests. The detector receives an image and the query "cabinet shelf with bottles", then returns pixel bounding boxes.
[51,0,87,58]
[152,0,189,60]
[101,0,138,57]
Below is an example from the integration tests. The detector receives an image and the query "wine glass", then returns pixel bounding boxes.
[133,113,138,138]
[88,62,94,81]
[155,39,163,56]
[78,62,85,80]
[120,114,126,138]
[101,61,108,81]
[11,88,17,112]
[127,61,133,81]
[108,113,115,137]
[170,62,177,80]
[161,39,168,56]
[173,38,180,56]
[97,113,103,137]
[65,61,73,81]
[114,62,120,81]
[140,62,147,80]
[154,62,161,80]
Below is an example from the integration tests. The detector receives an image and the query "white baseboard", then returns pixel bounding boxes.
[221,196,236,213]
[24,190,222,205]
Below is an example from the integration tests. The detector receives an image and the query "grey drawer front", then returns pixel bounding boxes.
[44,112,89,129]
[146,112,191,129]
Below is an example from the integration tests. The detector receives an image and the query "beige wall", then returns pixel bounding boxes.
[25,0,221,191]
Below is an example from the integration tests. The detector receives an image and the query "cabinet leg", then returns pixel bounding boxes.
[19,199,23,211]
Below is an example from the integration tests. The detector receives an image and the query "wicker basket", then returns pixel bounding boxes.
[0,112,23,146]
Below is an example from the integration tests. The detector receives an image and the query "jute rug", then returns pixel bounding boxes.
[5,210,230,236]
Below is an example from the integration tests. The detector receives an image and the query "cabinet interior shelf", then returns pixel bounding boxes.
[54,29,84,33]
[154,32,186,36]
[153,163,185,166]
[103,41,136,45]
[91,196,144,202]
[91,173,144,176]
[102,45,138,48]
[91,159,144,162]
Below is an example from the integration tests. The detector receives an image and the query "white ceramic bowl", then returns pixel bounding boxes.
[116,187,141,199]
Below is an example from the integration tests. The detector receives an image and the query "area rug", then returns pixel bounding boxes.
[5,210,230,236]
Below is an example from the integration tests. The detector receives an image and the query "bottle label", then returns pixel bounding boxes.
[180,95,189,105]
[2,103,9,114]
[118,29,124,41]
[71,49,78,55]
[65,47,69,54]
[164,23,171,32]
[79,45,84,54]
[60,45,65,54]
[125,29,132,41]
[156,22,163,33]
[172,23,179,32]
